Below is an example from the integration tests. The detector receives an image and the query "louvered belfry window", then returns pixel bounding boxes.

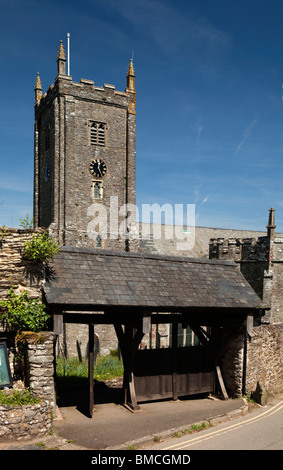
[90,122,106,146]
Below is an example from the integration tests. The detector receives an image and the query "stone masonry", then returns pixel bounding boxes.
[34,42,137,252]
[0,401,52,441]
[22,332,56,410]
[209,208,283,324]
[0,227,45,301]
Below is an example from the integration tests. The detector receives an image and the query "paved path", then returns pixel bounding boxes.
[0,394,248,451]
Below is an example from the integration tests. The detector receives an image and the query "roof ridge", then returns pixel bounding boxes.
[59,245,236,267]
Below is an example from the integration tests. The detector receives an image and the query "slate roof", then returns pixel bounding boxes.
[43,246,265,313]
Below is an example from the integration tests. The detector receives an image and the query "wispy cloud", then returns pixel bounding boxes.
[200,196,209,205]
[106,0,232,73]
[235,118,258,154]
[195,118,203,146]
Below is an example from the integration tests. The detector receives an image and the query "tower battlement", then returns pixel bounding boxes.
[209,236,269,262]
[209,209,283,323]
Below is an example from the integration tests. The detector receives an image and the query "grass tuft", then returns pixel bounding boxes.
[0,388,40,406]
[56,354,124,383]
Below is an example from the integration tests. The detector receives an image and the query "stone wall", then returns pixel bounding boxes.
[0,332,56,442]
[246,324,283,395]
[0,227,45,301]
[209,233,283,324]
[139,223,267,259]
[57,323,118,358]
[0,401,52,441]
[221,324,283,398]
[22,332,56,410]
[270,237,283,323]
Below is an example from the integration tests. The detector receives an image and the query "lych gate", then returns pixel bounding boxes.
[43,247,265,417]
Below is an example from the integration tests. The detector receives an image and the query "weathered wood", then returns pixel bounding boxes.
[114,322,144,410]
[88,324,94,417]
[246,314,254,337]
[133,345,215,402]
[216,365,229,400]
[142,314,151,335]
[172,321,178,400]
[53,314,63,335]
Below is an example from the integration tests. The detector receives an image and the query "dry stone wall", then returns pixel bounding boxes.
[0,401,52,441]
[22,332,56,409]
[0,332,56,441]
[0,227,45,301]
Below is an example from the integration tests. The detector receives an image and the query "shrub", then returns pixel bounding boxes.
[19,214,34,229]
[0,288,51,333]
[23,232,60,262]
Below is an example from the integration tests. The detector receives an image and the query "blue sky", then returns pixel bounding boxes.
[1,0,283,232]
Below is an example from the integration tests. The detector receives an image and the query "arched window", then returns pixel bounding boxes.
[90,122,106,146]
[96,235,102,248]
[93,181,103,200]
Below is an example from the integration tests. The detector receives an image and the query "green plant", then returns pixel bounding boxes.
[0,225,10,243]
[246,393,257,404]
[94,354,124,380]
[0,388,40,406]
[23,232,60,262]
[56,355,124,382]
[0,287,51,333]
[19,214,34,229]
[190,422,207,432]
[36,442,46,449]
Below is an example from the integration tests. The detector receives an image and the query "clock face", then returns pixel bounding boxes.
[89,159,107,178]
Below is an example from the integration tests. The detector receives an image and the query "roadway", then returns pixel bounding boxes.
[148,396,283,451]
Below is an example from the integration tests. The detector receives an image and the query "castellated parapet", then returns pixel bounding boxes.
[209,236,269,262]
[209,209,283,324]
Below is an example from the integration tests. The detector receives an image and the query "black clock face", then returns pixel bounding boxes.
[89,159,107,177]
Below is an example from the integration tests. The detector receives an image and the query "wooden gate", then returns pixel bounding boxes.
[133,345,215,402]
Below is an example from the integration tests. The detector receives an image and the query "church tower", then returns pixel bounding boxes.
[34,40,137,251]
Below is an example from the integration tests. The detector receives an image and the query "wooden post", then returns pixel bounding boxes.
[88,324,94,417]
[53,313,63,335]
[172,320,178,400]
[114,319,145,411]
[216,365,229,400]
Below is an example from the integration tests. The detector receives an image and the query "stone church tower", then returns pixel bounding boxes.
[33,40,137,251]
